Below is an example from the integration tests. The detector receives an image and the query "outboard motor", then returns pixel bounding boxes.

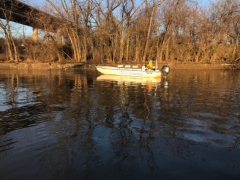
[161,65,170,76]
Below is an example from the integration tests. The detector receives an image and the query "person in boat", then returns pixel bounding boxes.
[147,57,153,70]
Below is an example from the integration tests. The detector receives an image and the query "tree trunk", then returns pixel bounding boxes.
[142,2,156,62]
[119,29,124,63]
[165,39,170,62]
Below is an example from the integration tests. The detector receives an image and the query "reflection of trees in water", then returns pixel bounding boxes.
[0,72,47,135]
[0,70,95,172]
[1,70,240,178]
[98,79,161,174]
[0,70,90,133]
[158,70,240,150]
[164,70,240,118]
[44,71,101,177]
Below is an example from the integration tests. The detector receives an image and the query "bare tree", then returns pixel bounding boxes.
[0,0,20,62]
[45,0,95,63]
[142,0,163,62]
[117,0,135,63]
[207,0,240,63]
[229,13,240,61]
[156,0,185,63]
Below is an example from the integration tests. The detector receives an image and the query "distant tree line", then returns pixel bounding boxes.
[1,0,240,65]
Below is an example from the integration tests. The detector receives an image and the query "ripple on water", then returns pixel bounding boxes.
[191,112,223,119]
[0,69,239,179]
[0,138,17,153]
[171,115,238,146]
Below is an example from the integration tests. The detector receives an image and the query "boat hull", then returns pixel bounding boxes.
[96,66,161,77]
[97,74,161,83]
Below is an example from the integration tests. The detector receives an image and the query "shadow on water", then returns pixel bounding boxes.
[0,69,239,180]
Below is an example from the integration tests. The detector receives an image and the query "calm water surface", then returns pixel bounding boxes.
[0,69,239,180]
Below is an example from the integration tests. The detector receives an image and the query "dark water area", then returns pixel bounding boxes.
[0,69,239,180]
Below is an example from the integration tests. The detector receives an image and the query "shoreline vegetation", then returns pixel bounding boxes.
[1,0,240,70]
[0,62,239,70]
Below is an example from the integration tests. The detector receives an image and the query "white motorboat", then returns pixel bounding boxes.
[95,65,170,77]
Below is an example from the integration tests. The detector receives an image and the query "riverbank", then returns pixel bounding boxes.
[86,63,239,70]
[0,62,239,70]
[0,62,84,70]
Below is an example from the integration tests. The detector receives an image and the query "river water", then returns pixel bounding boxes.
[0,69,239,180]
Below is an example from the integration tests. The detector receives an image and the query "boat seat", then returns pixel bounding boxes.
[125,65,131,68]
[118,65,124,68]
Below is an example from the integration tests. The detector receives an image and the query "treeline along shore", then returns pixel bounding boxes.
[1,0,240,69]
[0,62,238,70]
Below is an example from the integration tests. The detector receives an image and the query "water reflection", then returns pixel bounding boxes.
[0,69,239,180]
[96,74,165,175]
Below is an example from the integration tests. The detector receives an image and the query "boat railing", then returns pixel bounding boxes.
[117,65,139,69]
[118,65,124,68]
